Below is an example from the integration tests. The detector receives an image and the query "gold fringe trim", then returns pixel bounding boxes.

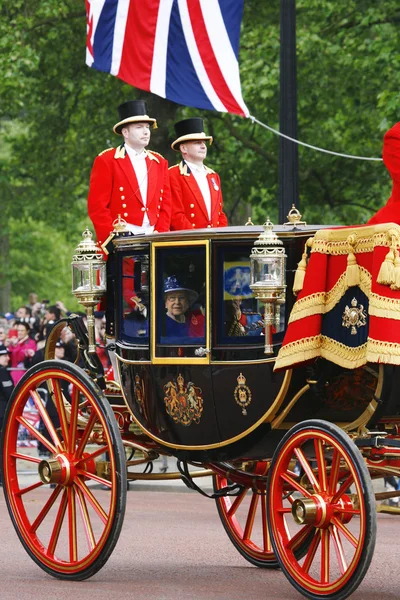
[366,338,400,365]
[274,336,321,370]
[288,293,326,324]
[292,237,314,296]
[288,267,371,324]
[369,292,400,321]
[391,250,400,290]
[325,267,371,313]
[275,335,368,371]
[311,225,400,256]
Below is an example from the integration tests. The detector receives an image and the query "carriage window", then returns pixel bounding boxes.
[217,246,281,345]
[153,244,207,357]
[120,253,149,343]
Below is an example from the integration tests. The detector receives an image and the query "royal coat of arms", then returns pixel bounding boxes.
[234,373,252,415]
[163,374,204,426]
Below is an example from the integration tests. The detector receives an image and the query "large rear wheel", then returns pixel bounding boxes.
[267,420,376,600]
[1,360,127,580]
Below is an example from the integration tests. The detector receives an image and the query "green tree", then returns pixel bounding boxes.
[0,0,399,310]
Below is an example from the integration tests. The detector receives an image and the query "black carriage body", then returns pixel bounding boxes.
[107,225,327,460]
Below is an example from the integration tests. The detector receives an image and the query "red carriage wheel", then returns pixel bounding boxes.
[267,420,376,600]
[1,360,127,580]
[213,462,313,568]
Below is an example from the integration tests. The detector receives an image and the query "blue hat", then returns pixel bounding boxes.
[163,276,198,306]
[1,312,14,321]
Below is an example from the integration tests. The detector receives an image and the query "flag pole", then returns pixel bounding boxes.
[279,0,299,223]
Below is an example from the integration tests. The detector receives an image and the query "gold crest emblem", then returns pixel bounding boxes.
[342,298,367,335]
[163,374,204,426]
[234,373,252,415]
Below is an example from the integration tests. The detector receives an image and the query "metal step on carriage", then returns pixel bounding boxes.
[3,208,400,600]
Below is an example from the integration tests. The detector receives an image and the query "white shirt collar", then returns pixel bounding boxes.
[125,145,147,160]
[185,160,206,174]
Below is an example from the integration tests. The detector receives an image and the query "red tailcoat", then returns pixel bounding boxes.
[88,145,171,245]
[169,161,228,230]
[368,122,400,225]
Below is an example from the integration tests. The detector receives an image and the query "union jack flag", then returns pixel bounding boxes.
[86,0,249,117]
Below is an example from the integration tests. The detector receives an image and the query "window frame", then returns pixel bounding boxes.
[151,240,210,365]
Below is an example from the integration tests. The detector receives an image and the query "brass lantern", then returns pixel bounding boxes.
[250,219,287,354]
[71,228,106,353]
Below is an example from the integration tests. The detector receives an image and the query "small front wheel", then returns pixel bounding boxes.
[267,420,376,600]
[1,360,127,580]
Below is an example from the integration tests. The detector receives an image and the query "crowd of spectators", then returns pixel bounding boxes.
[0,292,111,391]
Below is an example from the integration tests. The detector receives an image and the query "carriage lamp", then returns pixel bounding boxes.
[250,218,287,354]
[71,228,106,353]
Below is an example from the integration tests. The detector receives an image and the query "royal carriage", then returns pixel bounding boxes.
[2,210,400,600]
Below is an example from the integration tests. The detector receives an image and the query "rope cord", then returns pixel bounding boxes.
[249,115,383,162]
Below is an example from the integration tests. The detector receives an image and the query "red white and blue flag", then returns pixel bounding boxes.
[86,0,249,117]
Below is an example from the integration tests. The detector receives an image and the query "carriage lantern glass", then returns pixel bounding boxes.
[71,228,106,352]
[250,219,287,354]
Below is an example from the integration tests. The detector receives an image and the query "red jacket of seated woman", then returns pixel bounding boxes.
[368,122,400,225]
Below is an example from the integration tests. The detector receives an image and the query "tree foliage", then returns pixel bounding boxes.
[0,0,399,310]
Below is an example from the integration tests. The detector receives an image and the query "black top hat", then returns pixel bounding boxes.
[0,344,9,356]
[113,100,157,135]
[171,118,213,151]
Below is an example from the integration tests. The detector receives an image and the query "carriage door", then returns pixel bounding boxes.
[150,240,219,446]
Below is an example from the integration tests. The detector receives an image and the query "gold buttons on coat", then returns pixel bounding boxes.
[141,207,145,212]
[207,225,211,228]
[157,213,160,218]
[158,205,161,209]
[190,213,195,218]
[122,203,126,208]
[190,204,194,208]
[192,224,195,228]
[161,189,163,193]
[123,212,128,217]
[121,195,125,200]
[119,187,124,191]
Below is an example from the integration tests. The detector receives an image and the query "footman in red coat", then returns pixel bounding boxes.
[88,99,171,247]
[169,117,228,231]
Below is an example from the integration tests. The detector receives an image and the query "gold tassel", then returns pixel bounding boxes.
[391,250,400,290]
[293,237,313,296]
[377,247,395,286]
[345,234,360,288]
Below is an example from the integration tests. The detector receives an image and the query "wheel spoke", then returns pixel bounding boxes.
[320,528,330,584]
[48,489,68,556]
[287,523,313,551]
[314,438,327,492]
[77,468,112,489]
[68,384,80,453]
[29,389,63,451]
[328,448,341,494]
[294,447,320,492]
[16,416,57,455]
[280,472,313,498]
[68,487,78,563]
[16,480,44,496]
[243,492,259,541]
[75,412,99,458]
[74,477,108,524]
[10,451,42,464]
[261,493,272,553]
[302,529,321,574]
[30,486,63,533]
[331,515,358,547]
[51,378,69,449]
[332,474,354,503]
[226,487,247,517]
[330,524,348,575]
[76,487,96,552]
[75,445,109,464]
